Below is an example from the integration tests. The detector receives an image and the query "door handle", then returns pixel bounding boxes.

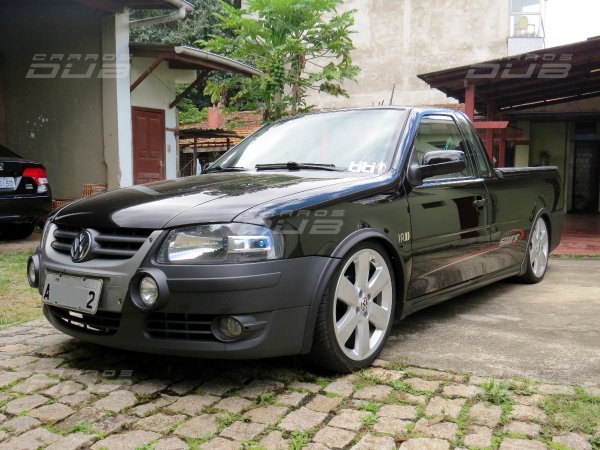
[473,197,487,209]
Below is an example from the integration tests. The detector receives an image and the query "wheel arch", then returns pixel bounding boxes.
[519,207,552,276]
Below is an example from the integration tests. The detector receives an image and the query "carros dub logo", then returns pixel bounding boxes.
[26,54,129,79]
[466,53,573,80]
[71,230,93,262]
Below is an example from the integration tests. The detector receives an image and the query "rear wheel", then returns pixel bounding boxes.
[519,216,549,283]
[0,223,35,240]
[309,242,396,372]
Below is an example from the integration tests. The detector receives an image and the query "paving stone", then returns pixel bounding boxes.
[45,432,98,450]
[175,415,219,439]
[0,427,61,450]
[313,425,356,448]
[514,394,544,406]
[29,403,74,422]
[44,381,84,398]
[92,414,136,434]
[324,376,355,397]
[168,379,202,396]
[260,430,289,449]
[32,357,64,370]
[94,389,137,413]
[237,379,284,399]
[0,413,5,424]
[12,374,59,393]
[0,371,30,388]
[202,437,241,450]
[552,433,592,450]
[351,433,396,450]
[379,403,417,420]
[278,406,327,431]
[166,394,220,415]
[425,396,465,419]
[0,430,6,442]
[504,420,541,438]
[4,393,47,415]
[303,445,329,450]
[353,384,393,401]
[510,404,547,422]
[583,386,600,397]
[154,436,189,450]
[1,415,41,434]
[442,384,482,398]
[328,408,369,431]
[213,396,254,414]
[399,438,450,450]
[135,413,185,433]
[289,381,321,393]
[468,376,489,386]
[276,390,309,406]
[0,356,37,370]
[199,378,239,396]
[87,383,121,394]
[413,418,458,440]
[396,391,428,405]
[405,377,441,393]
[306,394,343,413]
[536,384,576,396]
[407,367,463,382]
[373,417,410,435]
[499,438,548,450]
[55,407,105,431]
[363,367,404,383]
[60,391,94,406]
[469,402,502,427]
[463,425,493,448]
[245,405,288,424]
[91,430,161,450]
[220,421,267,441]
[130,395,177,417]
[0,344,34,355]
[130,379,168,396]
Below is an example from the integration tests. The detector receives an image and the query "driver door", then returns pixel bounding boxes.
[406,115,492,299]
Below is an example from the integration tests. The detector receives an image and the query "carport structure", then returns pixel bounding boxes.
[419,37,600,216]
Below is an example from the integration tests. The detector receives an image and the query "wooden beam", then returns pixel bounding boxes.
[130,57,164,92]
[169,71,208,109]
[472,121,509,129]
[71,0,124,13]
[464,83,475,121]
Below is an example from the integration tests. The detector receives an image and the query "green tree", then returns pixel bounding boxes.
[201,0,360,121]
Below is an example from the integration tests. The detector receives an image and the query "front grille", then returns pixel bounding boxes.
[48,305,120,336]
[145,312,218,341]
[51,225,152,260]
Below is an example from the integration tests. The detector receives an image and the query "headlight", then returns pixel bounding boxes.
[157,223,284,264]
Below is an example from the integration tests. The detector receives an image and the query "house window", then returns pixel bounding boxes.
[510,0,545,38]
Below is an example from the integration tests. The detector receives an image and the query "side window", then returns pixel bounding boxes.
[460,118,493,177]
[411,115,474,181]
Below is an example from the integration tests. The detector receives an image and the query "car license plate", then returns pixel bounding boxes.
[0,177,16,189]
[42,273,103,315]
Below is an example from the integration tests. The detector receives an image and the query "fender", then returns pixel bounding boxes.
[300,228,406,353]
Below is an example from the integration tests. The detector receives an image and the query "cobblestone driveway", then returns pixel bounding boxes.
[0,319,598,450]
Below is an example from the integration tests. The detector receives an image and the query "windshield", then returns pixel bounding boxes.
[211,109,406,174]
[0,145,20,158]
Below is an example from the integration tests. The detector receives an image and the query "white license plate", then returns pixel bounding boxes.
[0,177,16,189]
[42,273,103,315]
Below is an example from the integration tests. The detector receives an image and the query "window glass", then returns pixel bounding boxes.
[411,115,473,181]
[464,124,493,177]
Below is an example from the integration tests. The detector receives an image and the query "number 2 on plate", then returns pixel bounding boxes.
[86,291,95,309]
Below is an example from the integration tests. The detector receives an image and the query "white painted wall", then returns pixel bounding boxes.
[130,58,195,180]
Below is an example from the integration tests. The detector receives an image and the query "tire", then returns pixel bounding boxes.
[0,223,35,240]
[518,216,550,284]
[309,241,396,373]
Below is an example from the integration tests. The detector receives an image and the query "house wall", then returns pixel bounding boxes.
[0,3,107,199]
[130,58,195,180]
[306,0,511,109]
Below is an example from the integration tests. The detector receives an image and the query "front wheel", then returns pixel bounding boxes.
[309,242,396,373]
[519,216,550,284]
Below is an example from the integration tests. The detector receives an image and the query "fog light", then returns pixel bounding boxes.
[139,276,159,306]
[218,316,243,340]
[27,257,38,288]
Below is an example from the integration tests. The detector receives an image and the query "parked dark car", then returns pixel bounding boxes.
[29,108,562,372]
[0,145,51,239]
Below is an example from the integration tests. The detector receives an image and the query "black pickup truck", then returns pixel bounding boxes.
[30,107,562,372]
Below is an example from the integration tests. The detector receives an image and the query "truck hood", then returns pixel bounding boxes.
[53,172,377,229]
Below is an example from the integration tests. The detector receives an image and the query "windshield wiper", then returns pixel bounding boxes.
[255,162,342,172]
[204,165,246,173]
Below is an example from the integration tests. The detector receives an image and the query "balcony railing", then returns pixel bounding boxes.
[509,13,545,38]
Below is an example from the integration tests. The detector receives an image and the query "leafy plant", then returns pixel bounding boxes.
[482,379,512,405]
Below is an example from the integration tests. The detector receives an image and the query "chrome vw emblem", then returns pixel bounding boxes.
[0,163,4,171]
[71,230,93,263]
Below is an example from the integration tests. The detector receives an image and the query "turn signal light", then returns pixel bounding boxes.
[22,167,48,185]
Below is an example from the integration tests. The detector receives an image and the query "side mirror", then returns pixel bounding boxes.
[408,150,466,185]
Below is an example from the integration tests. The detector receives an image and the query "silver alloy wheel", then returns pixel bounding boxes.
[529,217,549,278]
[333,248,393,361]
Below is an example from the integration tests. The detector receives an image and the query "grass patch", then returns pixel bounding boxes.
[482,379,512,405]
[358,401,381,413]
[289,429,315,450]
[361,412,378,429]
[543,387,600,434]
[0,249,41,325]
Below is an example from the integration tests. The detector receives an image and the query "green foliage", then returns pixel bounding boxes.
[201,0,360,121]
[482,379,512,405]
[543,388,600,434]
